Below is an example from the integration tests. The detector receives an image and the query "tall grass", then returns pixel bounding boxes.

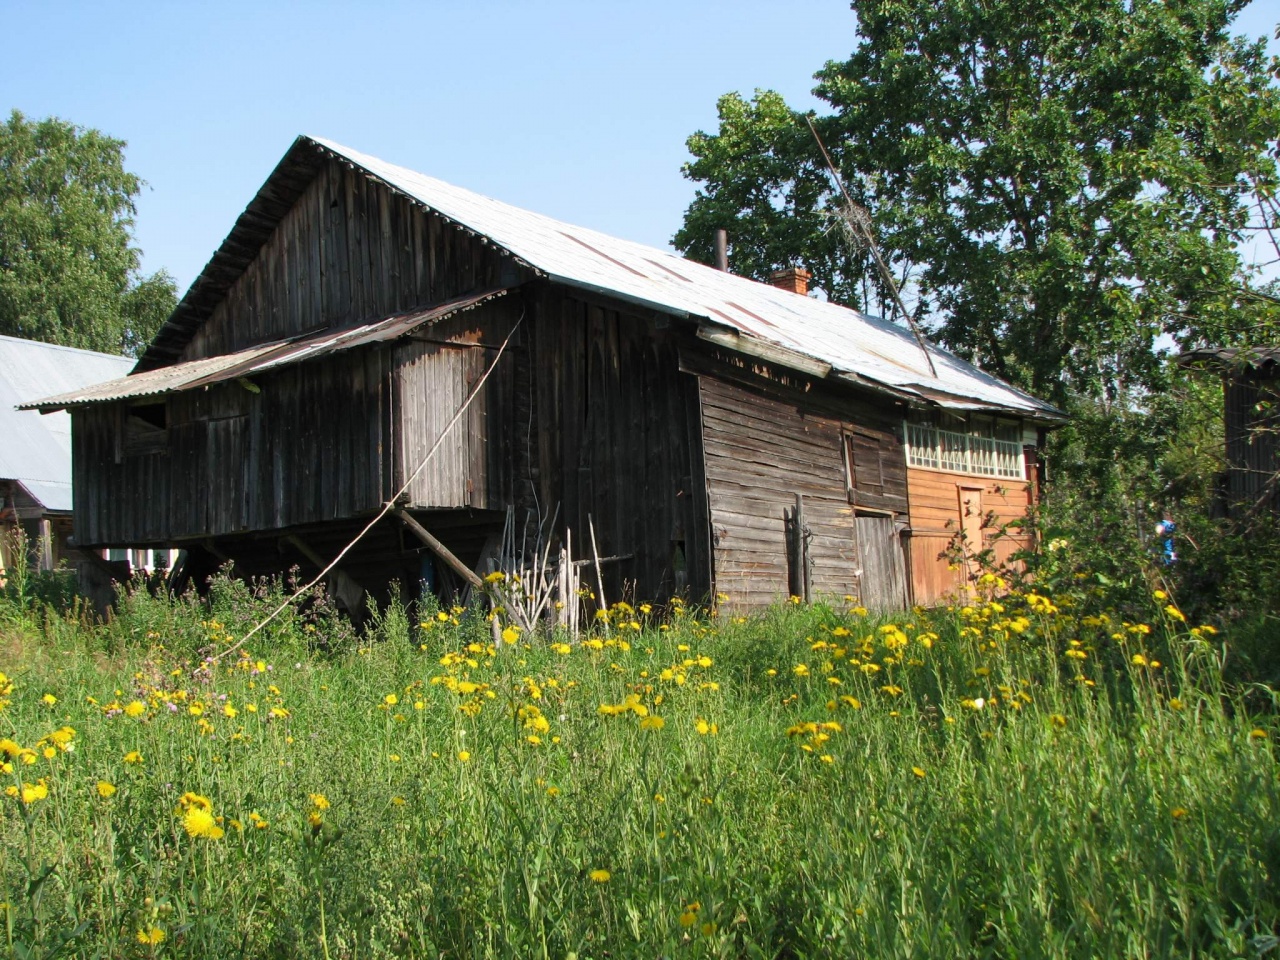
[1,571,1277,958]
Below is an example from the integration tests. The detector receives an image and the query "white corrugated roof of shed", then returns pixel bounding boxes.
[0,336,134,511]
[310,137,1062,420]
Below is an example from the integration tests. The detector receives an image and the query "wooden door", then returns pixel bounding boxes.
[855,515,908,610]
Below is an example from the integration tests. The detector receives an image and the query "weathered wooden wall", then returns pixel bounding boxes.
[395,298,521,511]
[180,159,527,363]
[688,352,909,610]
[907,468,1032,605]
[1224,373,1280,515]
[72,348,397,546]
[513,285,708,603]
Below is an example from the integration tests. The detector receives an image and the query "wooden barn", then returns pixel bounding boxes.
[1180,346,1280,518]
[25,136,1063,611]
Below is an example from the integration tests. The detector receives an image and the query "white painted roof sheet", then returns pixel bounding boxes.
[0,336,133,511]
[311,137,1061,419]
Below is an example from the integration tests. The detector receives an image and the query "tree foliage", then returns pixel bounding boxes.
[676,0,1280,406]
[0,110,176,356]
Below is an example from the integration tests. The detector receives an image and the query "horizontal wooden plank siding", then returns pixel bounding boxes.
[700,376,858,609]
[906,467,1033,605]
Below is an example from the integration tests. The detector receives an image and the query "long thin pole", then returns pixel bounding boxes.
[805,116,937,378]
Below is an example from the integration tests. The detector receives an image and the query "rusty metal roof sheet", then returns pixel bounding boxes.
[22,289,508,412]
[1,336,134,510]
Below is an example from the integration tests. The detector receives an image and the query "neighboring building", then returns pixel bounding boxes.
[0,336,134,578]
[1180,346,1280,518]
[25,137,1063,610]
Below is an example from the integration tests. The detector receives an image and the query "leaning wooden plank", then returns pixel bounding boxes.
[392,505,483,589]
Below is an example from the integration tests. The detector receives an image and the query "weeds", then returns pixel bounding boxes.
[0,566,1277,958]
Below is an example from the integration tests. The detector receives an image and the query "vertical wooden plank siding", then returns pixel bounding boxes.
[178,160,521,364]
[1224,374,1280,515]
[905,468,1032,605]
[70,349,401,545]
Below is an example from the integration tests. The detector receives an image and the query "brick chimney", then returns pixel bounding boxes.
[769,266,811,296]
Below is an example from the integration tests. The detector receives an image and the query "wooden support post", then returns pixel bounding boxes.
[798,493,812,604]
[588,515,608,631]
[786,494,811,604]
[36,518,54,572]
[392,506,484,590]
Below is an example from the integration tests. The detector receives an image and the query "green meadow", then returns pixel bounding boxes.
[1,569,1278,959]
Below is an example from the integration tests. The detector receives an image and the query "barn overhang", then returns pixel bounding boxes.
[22,288,513,413]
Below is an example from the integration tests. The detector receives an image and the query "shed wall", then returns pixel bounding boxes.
[72,348,396,546]
[515,287,707,602]
[906,468,1033,605]
[696,369,908,610]
[1224,374,1280,515]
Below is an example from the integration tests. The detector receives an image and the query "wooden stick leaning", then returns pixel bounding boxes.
[210,310,524,662]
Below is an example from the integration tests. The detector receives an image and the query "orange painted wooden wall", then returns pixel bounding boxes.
[906,469,1034,606]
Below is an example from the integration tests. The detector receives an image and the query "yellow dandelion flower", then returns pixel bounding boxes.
[96,781,116,798]
[123,701,146,718]
[679,909,698,928]
[41,693,57,707]
[639,715,666,731]
[1250,728,1268,740]
[124,750,144,764]
[1050,714,1067,728]
[501,626,520,644]
[182,806,224,839]
[18,781,49,804]
[384,693,398,707]
[588,869,611,883]
[136,927,166,946]
[912,766,925,778]
[1171,807,1188,819]
[309,793,330,810]
[457,750,471,762]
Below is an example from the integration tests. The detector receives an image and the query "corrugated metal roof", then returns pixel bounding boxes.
[131,134,1062,420]
[22,289,509,411]
[1179,346,1280,373]
[1,336,134,510]
[307,136,1063,420]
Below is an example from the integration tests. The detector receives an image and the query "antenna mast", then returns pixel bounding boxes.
[805,116,937,378]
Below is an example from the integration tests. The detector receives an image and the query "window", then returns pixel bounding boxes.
[904,411,1024,480]
[843,430,884,501]
[123,402,168,456]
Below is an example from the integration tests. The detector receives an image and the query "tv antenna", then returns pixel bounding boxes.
[805,116,937,378]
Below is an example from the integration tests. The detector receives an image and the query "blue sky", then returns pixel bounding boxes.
[2,1,1277,294]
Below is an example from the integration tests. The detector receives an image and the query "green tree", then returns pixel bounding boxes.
[0,110,176,356]
[676,0,1280,407]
